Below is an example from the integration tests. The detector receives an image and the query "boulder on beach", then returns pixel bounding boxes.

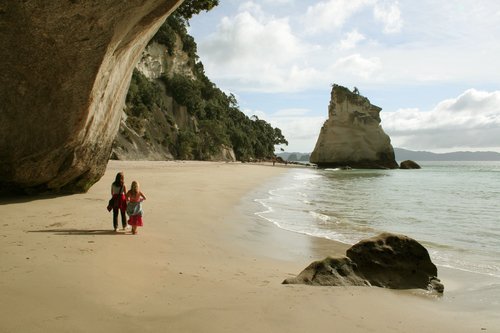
[283,256,369,287]
[346,233,438,290]
[283,232,443,293]
[400,160,421,169]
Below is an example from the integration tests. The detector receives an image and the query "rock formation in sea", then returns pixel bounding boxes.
[399,160,422,169]
[310,85,398,169]
[0,1,182,193]
[283,232,444,293]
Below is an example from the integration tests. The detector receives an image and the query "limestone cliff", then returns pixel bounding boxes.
[111,17,285,164]
[111,38,235,162]
[136,39,194,80]
[310,85,398,169]
[111,39,196,161]
[0,0,182,193]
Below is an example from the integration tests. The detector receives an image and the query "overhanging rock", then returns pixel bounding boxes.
[0,0,183,193]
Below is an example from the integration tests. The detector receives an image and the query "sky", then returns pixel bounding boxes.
[188,0,500,153]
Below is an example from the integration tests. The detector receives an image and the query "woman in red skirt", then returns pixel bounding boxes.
[126,181,147,235]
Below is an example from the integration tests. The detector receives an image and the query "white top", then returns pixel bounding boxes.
[111,184,124,195]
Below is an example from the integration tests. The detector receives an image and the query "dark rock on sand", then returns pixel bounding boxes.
[283,256,369,286]
[346,232,438,290]
[400,160,421,169]
[283,232,443,293]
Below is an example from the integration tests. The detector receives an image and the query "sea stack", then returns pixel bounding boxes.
[310,84,398,169]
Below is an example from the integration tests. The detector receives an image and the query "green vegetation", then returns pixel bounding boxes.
[160,68,288,160]
[125,1,288,161]
[331,83,369,105]
[126,70,163,117]
[173,0,219,22]
[151,0,218,58]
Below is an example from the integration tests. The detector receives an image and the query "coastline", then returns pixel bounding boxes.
[0,161,497,332]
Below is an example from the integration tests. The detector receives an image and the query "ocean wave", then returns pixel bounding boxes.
[292,172,322,180]
[309,211,332,223]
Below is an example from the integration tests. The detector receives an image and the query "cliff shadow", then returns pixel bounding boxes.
[0,193,73,205]
[28,229,123,236]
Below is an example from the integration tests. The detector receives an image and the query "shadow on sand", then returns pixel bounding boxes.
[28,229,126,236]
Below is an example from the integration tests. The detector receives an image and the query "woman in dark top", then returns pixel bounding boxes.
[111,172,127,231]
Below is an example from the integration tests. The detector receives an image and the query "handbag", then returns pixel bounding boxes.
[107,185,123,212]
[107,197,114,212]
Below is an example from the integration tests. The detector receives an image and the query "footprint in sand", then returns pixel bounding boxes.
[47,222,65,228]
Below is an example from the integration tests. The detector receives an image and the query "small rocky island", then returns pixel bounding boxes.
[310,85,398,169]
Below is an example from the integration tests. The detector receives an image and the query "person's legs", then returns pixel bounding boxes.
[112,208,119,231]
[120,209,127,229]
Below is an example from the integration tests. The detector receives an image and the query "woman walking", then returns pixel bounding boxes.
[111,172,127,231]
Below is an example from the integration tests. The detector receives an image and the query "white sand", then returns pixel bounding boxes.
[0,161,497,332]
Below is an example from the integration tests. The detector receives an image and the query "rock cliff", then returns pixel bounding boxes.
[111,39,197,161]
[310,85,398,169]
[111,16,286,164]
[0,0,182,193]
[111,38,236,162]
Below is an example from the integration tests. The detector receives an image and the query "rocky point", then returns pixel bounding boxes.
[310,84,398,169]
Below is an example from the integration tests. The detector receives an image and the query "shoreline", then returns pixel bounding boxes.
[236,171,500,318]
[1,161,498,332]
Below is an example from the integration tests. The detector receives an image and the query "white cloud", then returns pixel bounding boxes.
[339,30,366,50]
[198,6,324,92]
[190,1,500,153]
[204,11,301,63]
[303,0,376,34]
[273,108,312,117]
[238,1,263,15]
[331,54,382,79]
[244,107,327,152]
[192,0,500,93]
[381,89,500,151]
[260,0,292,4]
[373,1,403,33]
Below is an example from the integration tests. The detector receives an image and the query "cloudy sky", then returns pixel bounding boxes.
[188,0,500,153]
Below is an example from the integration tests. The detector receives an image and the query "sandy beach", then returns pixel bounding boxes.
[0,161,498,332]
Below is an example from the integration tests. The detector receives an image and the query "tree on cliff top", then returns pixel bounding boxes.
[174,0,219,22]
[152,0,218,56]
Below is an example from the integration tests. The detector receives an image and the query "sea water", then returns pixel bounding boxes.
[252,161,500,301]
[254,161,500,277]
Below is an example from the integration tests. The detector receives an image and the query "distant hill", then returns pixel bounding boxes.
[278,149,500,163]
[395,148,500,161]
[277,152,310,161]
